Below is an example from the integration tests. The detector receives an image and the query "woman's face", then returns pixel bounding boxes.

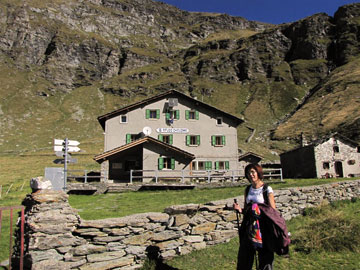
[248,168,260,183]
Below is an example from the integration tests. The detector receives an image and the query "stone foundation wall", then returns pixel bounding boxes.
[13,180,360,270]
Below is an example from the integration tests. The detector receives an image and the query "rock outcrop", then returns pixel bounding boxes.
[1,1,360,154]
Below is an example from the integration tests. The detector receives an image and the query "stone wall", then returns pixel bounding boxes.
[13,180,360,269]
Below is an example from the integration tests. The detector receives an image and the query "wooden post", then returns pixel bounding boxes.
[20,180,26,191]
[6,184,13,195]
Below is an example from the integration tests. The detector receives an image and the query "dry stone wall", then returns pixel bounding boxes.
[13,180,360,269]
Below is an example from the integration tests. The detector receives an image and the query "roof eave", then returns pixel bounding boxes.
[97,90,243,128]
[94,136,195,162]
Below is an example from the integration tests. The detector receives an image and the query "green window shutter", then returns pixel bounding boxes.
[205,161,212,170]
[145,109,150,119]
[195,110,199,120]
[175,110,180,120]
[186,135,190,146]
[166,112,170,120]
[169,135,173,145]
[185,110,189,120]
[215,161,219,170]
[158,134,163,142]
[171,158,175,170]
[225,161,230,170]
[211,136,216,146]
[197,135,200,145]
[222,135,226,146]
[158,158,164,170]
[156,109,160,119]
[126,134,131,144]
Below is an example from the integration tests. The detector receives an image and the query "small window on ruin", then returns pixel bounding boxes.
[323,162,330,170]
[333,146,339,153]
[348,160,355,165]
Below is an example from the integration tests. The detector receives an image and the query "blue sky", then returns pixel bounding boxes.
[156,0,358,24]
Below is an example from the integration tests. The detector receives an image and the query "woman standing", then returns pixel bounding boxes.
[233,163,276,270]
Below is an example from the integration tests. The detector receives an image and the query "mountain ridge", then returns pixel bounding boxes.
[0,0,359,160]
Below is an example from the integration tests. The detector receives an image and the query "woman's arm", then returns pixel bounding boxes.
[268,192,276,209]
[233,193,247,213]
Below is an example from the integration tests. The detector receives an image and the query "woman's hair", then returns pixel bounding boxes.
[244,163,264,181]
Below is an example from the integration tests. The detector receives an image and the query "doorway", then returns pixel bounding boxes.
[334,161,343,177]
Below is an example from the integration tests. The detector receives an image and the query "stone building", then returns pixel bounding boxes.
[95,90,243,182]
[238,151,263,172]
[280,134,360,178]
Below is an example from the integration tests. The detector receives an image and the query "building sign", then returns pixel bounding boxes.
[156,128,189,134]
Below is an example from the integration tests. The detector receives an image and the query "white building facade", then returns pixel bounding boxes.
[95,90,243,182]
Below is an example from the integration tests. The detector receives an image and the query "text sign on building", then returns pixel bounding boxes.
[156,128,189,134]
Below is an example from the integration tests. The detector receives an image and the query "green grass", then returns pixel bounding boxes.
[0,148,356,263]
[68,178,350,220]
[69,187,245,220]
[146,199,360,270]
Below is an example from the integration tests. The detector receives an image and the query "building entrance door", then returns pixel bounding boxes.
[334,161,343,177]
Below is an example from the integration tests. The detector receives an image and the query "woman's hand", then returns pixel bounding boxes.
[233,202,242,213]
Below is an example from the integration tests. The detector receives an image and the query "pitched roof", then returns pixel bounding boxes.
[94,136,195,162]
[280,132,359,155]
[97,89,243,130]
[238,151,264,160]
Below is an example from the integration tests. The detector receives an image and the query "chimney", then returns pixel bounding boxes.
[300,132,308,147]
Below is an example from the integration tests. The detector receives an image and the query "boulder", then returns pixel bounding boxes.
[30,177,52,191]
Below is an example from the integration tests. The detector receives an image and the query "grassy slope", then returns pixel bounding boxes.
[165,200,360,270]
[273,56,360,141]
[0,1,359,160]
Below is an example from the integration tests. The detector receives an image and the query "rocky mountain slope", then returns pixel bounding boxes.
[0,0,359,159]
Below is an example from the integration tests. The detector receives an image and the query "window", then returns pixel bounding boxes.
[185,110,199,120]
[146,109,160,119]
[357,146,360,153]
[348,160,355,165]
[166,110,180,123]
[198,161,205,170]
[158,134,173,144]
[126,134,139,144]
[120,115,127,123]
[215,161,230,170]
[333,146,339,153]
[125,160,141,171]
[323,162,330,170]
[192,161,212,170]
[216,117,223,125]
[186,135,200,146]
[112,162,123,169]
[211,135,226,146]
[158,157,175,170]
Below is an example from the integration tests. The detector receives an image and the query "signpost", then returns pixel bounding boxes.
[53,138,80,190]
